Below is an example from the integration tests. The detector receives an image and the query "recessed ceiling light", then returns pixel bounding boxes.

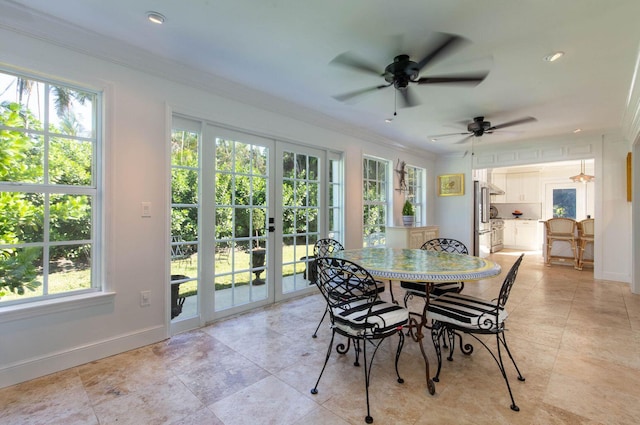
[147,11,166,24]
[385,118,393,123]
[544,51,564,62]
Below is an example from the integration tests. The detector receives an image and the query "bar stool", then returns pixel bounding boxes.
[577,218,594,270]
[545,218,578,268]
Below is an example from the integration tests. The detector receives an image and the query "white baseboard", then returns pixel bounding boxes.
[0,325,167,389]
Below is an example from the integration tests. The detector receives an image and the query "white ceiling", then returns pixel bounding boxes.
[5,0,640,155]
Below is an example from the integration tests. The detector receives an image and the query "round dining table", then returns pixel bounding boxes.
[333,247,502,395]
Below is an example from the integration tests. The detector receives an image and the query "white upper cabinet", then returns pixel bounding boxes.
[505,172,540,203]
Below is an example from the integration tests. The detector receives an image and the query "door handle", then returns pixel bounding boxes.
[268,217,275,232]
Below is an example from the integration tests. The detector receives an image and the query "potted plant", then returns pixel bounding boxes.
[402,200,415,227]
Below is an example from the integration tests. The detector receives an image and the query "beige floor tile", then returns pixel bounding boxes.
[92,375,204,425]
[2,251,640,425]
[209,375,317,425]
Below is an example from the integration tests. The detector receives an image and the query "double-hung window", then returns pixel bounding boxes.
[405,165,425,226]
[362,156,389,247]
[0,69,101,306]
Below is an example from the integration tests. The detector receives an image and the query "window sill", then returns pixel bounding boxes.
[0,292,116,324]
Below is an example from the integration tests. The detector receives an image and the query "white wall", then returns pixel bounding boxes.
[0,26,436,388]
[433,154,475,249]
[435,133,632,284]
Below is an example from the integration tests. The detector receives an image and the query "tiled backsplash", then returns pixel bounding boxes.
[493,203,541,219]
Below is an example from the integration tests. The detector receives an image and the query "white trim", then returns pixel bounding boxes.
[0,323,165,389]
[0,292,115,324]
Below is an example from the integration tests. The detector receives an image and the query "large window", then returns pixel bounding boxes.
[405,165,425,226]
[363,156,389,247]
[0,69,100,305]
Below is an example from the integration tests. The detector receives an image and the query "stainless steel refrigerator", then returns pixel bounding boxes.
[473,180,491,258]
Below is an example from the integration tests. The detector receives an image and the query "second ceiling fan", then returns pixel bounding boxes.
[330,32,489,108]
[431,116,537,144]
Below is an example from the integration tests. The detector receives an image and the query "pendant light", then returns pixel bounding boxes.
[569,160,595,183]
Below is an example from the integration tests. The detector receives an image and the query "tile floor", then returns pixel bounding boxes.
[2,250,640,425]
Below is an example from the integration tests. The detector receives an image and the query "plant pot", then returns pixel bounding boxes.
[402,216,415,227]
[251,248,266,285]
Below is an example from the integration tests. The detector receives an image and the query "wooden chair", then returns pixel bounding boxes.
[545,218,578,268]
[577,218,594,270]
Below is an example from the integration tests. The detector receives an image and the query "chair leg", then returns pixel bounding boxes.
[499,332,525,383]
[496,331,524,412]
[312,308,328,338]
[394,329,405,384]
[362,338,373,424]
[430,321,444,382]
[388,279,398,305]
[311,330,335,395]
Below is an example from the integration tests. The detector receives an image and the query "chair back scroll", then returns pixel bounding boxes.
[313,238,345,257]
[497,253,524,314]
[421,238,469,255]
[314,257,381,331]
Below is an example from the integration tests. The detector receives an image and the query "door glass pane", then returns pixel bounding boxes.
[553,188,576,218]
[170,127,199,323]
[214,138,270,311]
[281,151,319,294]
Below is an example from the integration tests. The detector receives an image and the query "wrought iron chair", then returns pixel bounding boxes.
[545,218,578,268]
[311,256,408,424]
[310,238,345,338]
[398,238,468,308]
[311,238,385,338]
[577,218,594,270]
[427,253,525,411]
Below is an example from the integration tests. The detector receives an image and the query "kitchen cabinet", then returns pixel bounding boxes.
[505,172,540,203]
[386,226,439,249]
[503,220,539,250]
[504,220,516,247]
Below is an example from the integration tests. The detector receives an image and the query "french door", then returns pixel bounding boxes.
[170,118,333,330]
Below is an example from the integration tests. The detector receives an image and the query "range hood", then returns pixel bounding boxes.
[488,182,505,195]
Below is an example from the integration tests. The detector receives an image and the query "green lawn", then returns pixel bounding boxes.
[1,244,314,303]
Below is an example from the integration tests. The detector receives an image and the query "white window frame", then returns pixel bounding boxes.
[362,156,390,247]
[405,165,426,226]
[0,68,102,308]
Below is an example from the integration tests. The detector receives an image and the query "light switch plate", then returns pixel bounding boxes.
[141,202,151,217]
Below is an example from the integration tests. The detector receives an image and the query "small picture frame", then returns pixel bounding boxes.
[438,173,464,196]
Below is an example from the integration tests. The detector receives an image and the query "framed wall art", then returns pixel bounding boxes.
[438,173,464,196]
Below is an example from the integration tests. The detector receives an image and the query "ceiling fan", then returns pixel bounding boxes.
[431,116,537,144]
[330,32,489,108]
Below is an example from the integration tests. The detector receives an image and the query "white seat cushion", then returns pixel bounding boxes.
[427,292,508,330]
[333,298,408,336]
